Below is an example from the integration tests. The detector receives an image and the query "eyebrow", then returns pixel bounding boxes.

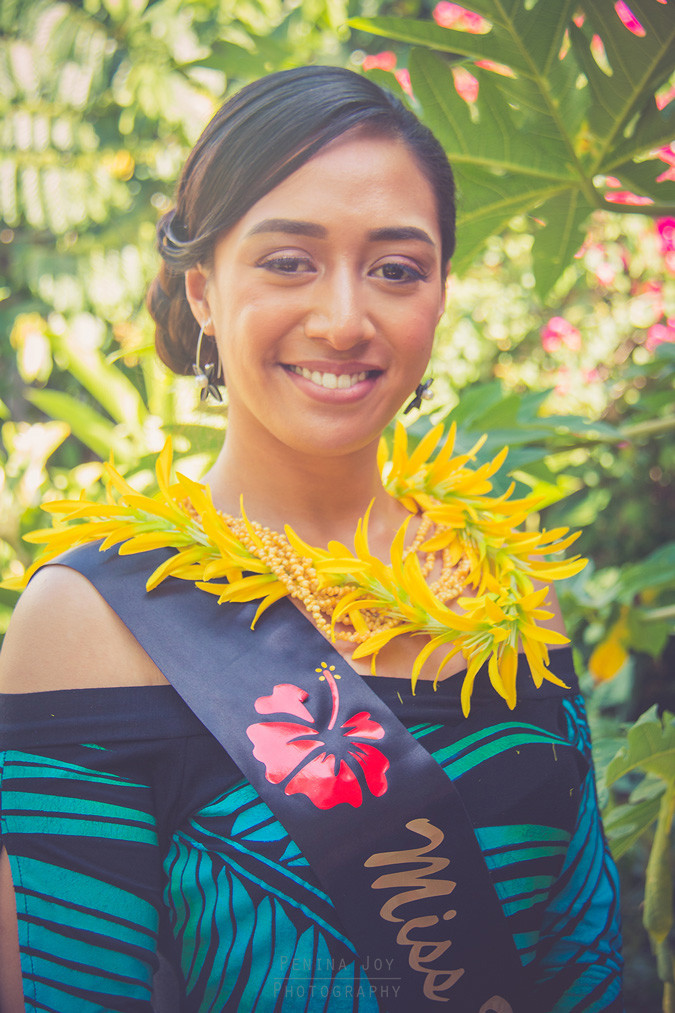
[368,226,435,246]
[246,218,435,246]
[247,219,326,239]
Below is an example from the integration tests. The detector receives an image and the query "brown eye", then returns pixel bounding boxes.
[260,255,315,274]
[372,262,426,282]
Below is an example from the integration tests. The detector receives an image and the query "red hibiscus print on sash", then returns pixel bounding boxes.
[246,662,389,809]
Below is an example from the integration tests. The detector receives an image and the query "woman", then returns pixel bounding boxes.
[0,67,622,1012]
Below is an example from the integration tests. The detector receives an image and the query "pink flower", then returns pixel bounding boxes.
[656,145,675,167]
[657,85,675,110]
[474,58,515,77]
[394,68,413,96]
[657,218,675,255]
[591,34,607,63]
[573,12,585,26]
[452,65,479,103]
[583,368,601,384]
[541,316,582,353]
[614,1,646,35]
[605,190,654,206]
[655,146,675,182]
[594,261,617,286]
[433,3,490,32]
[247,668,389,810]
[645,320,675,351]
[362,50,397,72]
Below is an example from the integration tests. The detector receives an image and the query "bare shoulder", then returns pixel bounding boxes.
[0,564,169,694]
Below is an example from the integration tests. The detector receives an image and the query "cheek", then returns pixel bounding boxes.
[400,301,441,350]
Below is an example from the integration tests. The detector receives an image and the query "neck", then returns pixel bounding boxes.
[203,429,407,550]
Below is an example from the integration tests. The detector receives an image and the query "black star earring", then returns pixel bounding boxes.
[403,378,434,414]
[192,322,223,402]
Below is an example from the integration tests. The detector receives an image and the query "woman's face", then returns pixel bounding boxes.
[186,129,447,462]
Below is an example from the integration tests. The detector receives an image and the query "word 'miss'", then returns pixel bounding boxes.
[364,817,513,1011]
[364,817,464,1001]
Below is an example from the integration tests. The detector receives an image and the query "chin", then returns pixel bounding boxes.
[285,422,386,460]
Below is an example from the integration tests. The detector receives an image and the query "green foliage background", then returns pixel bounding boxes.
[1,0,674,1007]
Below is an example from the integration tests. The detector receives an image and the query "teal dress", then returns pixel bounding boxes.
[0,648,622,1012]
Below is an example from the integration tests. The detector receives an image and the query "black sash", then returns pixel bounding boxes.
[52,542,528,1011]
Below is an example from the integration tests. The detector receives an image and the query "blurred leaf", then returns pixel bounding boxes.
[530,190,594,299]
[618,542,675,600]
[353,0,675,291]
[605,794,663,859]
[50,328,148,434]
[24,388,129,461]
[606,706,675,787]
[575,0,675,164]
[626,610,671,659]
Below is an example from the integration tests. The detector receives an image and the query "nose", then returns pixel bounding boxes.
[303,267,375,349]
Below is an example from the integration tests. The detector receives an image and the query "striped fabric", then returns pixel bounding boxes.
[0,668,622,1012]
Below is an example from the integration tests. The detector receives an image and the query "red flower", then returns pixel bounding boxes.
[614,1,646,36]
[362,51,397,72]
[433,2,490,33]
[657,217,675,255]
[657,85,675,111]
[541,316,582,353]
[394,68,413,97]
[474,59,515,78]
[605,190,654,206]
[452,66,479,103]
[246,664,389,809]
[646,320,675,351]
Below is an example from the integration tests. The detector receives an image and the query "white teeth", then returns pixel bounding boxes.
[289,365,369,389]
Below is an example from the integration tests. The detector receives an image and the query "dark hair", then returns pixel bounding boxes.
[147,65,455,377]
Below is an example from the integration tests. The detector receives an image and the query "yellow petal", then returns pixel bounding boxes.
[426,422,457,485]
[351,623,416,658]
[488,650,507,701]
[146,545,206,590]
[122,494,185,524]
[406,424,443,473]
[250,585,289,628]
[484,597,508,623]
[410,634,452,690]
[103,462,138,498]
[391,422,409,476]
[118,533,186,554]
[521,637,548,688]
[518,621,569,645]
[517,586,550,611]
[499,644,518,709]
[377,434,389,478]
[460,648,490,717]
[155,437,174,496]
[589,633,629,683]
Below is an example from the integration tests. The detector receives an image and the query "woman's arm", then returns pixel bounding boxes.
[0,564,169,694]
[0,564,170,1009]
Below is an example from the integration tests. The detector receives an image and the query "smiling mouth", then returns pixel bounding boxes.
[285,365,377,390]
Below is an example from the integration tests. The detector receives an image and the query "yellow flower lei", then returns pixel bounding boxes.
[10,423,586,716]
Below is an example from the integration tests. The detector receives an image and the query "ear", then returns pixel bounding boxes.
[185,266,213,332]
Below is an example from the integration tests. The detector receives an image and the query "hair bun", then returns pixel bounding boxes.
[157,209,191,267]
